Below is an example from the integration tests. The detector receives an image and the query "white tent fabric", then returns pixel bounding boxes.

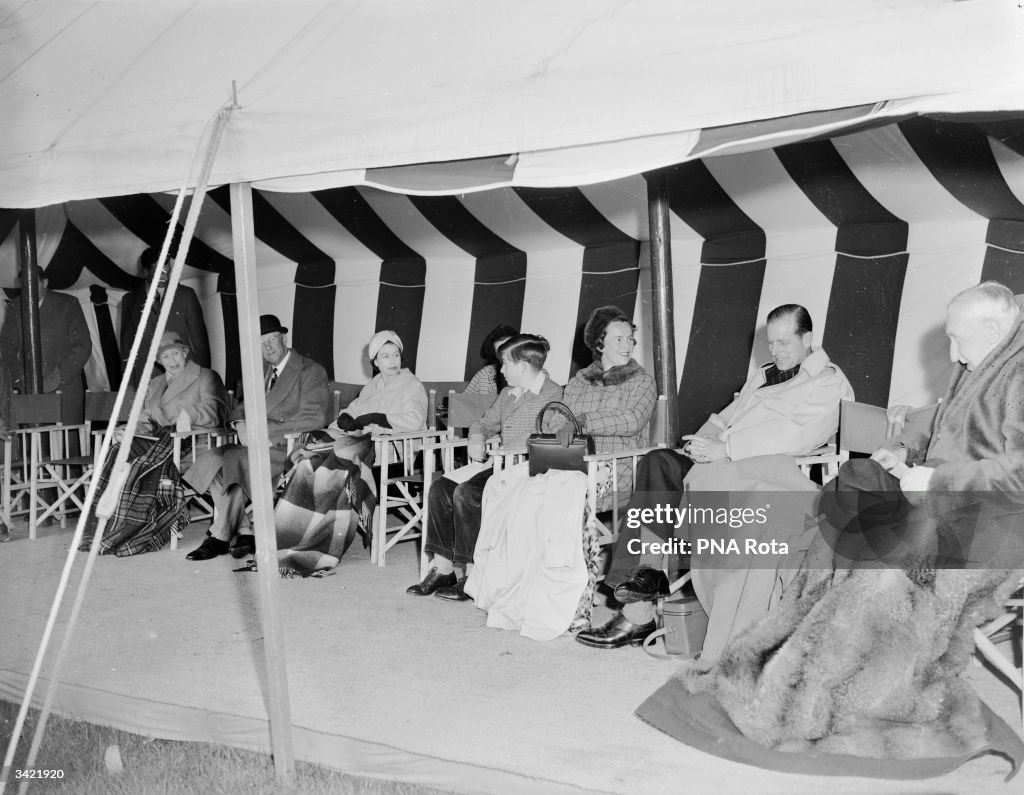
[2,0,1023,207]
[3,117,1023,417]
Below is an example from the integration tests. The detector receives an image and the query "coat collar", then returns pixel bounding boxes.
[762,347,831,381]
[152,360,200,404]
[574,358,645,386]
[267,350,304,408]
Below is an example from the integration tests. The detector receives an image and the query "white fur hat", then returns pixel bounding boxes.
[368,330,403,361]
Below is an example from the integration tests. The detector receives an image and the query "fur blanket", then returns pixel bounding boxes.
[683,527,1024,759]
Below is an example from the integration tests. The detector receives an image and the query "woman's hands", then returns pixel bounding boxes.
[556,423,576,447]
[468,439,486,462]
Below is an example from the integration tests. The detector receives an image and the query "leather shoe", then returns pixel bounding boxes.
[575,611,656,649]
[230,534,255,559]
[406,569,457,596]
[613,567,670,604]
[186,537,229,561]
[435,576,470,602]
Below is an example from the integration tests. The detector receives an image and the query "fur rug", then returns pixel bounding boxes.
[683,533,1023,759]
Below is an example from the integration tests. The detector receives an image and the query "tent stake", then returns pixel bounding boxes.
[230,181,296,784]
[645,169,679,445]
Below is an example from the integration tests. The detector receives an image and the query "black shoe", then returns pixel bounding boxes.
[435,576,470,602]
[406,569,457,596]
[613,567,670,604]
[186,537,229,561]
[575,612,656,649]
[230,534,255,559]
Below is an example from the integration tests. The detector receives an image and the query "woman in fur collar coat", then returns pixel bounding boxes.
[562,306,657,512]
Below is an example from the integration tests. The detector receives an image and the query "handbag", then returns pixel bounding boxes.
[642,592,708,660]
[527,401,595,477]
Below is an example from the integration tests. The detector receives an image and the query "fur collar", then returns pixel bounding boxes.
[574,358,646,386]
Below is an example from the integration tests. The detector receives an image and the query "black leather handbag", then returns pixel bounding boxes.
[527,401,595,476]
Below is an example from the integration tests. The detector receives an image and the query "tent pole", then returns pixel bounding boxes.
[645,169,679,445]
[16,209,43,395]
[230,181,296,784]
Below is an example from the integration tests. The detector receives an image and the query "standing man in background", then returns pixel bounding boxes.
[0,266,91,422]
[120,247,210,388]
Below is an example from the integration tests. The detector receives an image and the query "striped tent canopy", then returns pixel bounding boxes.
[3,116,1023,432]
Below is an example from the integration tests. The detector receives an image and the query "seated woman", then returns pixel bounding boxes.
[272,330,427,575]
[82,332,229,555]
[563,306,657,511]
[465,324,518,394]
[465,307,657,639]
[407,333,562,600]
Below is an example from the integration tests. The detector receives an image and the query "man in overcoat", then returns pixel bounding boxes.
[0,266,92,422]
[183,315,328,560]
[120,247,211,388]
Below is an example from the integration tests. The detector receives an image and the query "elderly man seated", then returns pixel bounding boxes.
[826,280,1024,566]
[577,303,853,652]
[184,315,328,561]
[661,281,1024,764]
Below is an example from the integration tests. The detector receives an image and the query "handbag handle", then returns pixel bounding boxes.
[642,627,674,660]
[535,401,583,434]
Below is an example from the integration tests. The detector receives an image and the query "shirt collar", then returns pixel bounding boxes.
[272,350,291,374]
[511,369,546,398]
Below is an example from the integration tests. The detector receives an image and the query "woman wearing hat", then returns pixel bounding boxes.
[82,331,229,555]
[272,330,427,574]
[136,332,230,432]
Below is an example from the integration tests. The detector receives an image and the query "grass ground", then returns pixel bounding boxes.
[1,700,453,795]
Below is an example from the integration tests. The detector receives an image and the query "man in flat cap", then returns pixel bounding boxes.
[183,315,328,560]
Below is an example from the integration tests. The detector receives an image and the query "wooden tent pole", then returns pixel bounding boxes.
[645,169,679,445]
[16,209,43,395]
[230,181,296,783]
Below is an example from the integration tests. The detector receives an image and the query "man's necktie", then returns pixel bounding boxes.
[266,367,278,393]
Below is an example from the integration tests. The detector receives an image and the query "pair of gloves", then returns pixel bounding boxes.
[335,412,391,432]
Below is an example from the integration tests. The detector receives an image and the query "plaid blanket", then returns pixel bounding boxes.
[80,429,188,556]
[272,433,377,575]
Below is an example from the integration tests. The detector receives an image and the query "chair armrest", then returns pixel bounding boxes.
[421,438,470,453]
[12,422,89,435]
[371,428,449,444]
[583,445,666,465]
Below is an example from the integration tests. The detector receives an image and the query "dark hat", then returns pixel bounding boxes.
[584,305,631,357]
[260,315,288,336]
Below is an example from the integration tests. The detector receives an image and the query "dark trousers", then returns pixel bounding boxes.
[424,468,493,566]
[606,448,693,588]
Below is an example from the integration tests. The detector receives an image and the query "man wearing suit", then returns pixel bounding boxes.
[120,247,211,388]
[183,315,328,561]
[0,266,92,422]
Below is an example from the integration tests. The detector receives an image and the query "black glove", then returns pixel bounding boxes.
[335,413,360,431]
[355,412,391,429]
